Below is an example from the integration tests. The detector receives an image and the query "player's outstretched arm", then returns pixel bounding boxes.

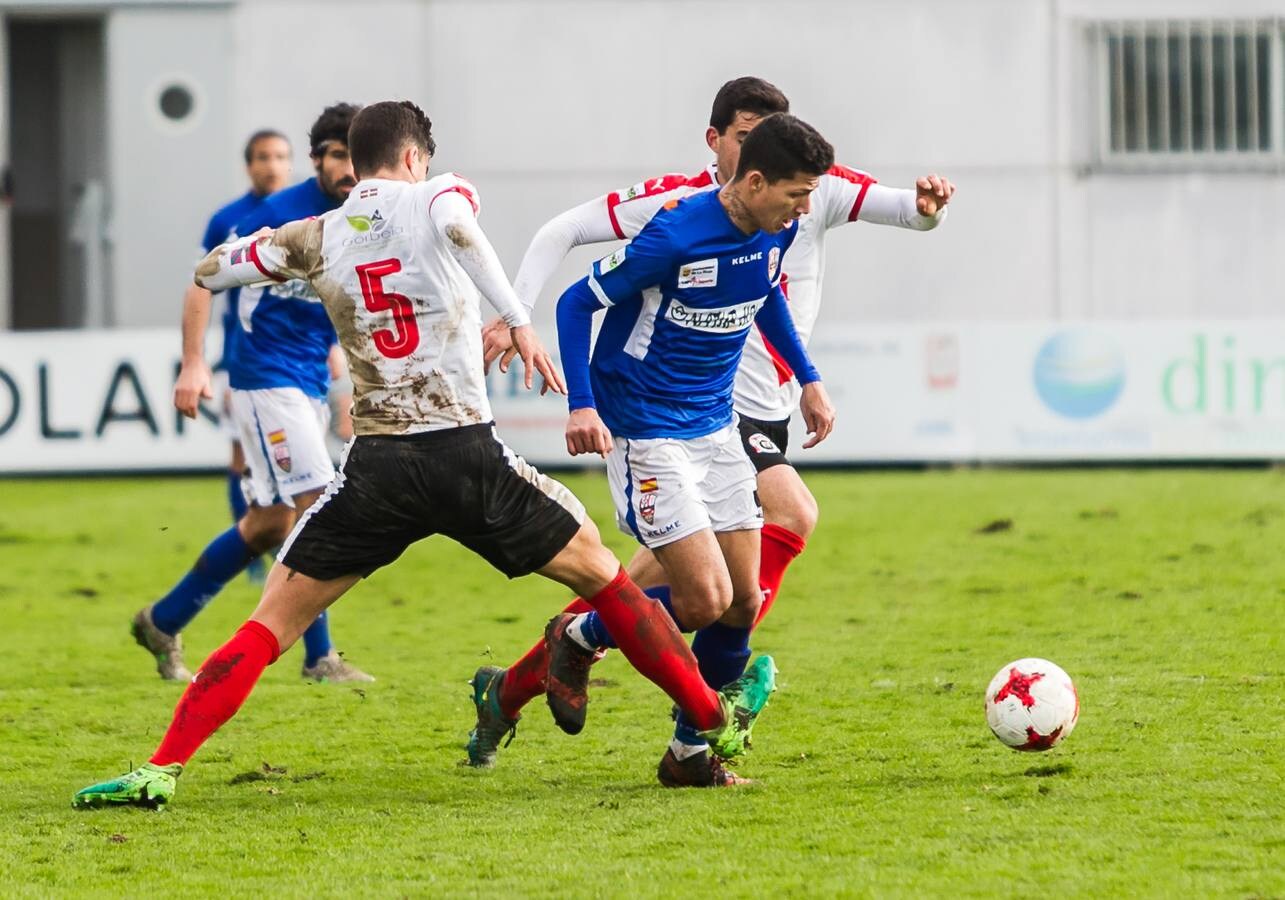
[756,284,835,448]
[556,278,612,457]
[856,178,954,230]
[194,226,293,292]
[483,193,623,370]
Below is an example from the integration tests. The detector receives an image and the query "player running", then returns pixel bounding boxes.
[471,77,954,786]
[193,128,292,585]
[134,103,372,684]
[73,100,777,810]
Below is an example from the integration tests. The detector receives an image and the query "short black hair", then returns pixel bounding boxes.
[734,113,834,184]
[309,102,361,156]
[709,76,790,133]
[243,129,289,164]
[347,100,436,177]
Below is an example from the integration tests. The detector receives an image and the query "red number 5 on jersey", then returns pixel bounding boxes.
[356,258,419,359]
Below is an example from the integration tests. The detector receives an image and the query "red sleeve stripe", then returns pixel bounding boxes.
[825,163,877,222]
[848,179,874,222]
[430,185,479,215]
[246,240,286,283]
[605,192,627,240]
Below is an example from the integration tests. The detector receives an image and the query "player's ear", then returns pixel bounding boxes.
[705,126,720,152]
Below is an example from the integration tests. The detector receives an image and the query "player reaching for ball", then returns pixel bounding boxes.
[72,100,777,810]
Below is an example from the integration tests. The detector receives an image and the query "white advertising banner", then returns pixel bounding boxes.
[0,329,229,473]
[3,321,1285,474]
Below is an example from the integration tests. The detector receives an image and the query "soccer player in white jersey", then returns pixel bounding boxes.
[472,77,955,786]
[73,101,779,810]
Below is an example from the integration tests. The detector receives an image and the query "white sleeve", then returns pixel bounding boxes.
[511,194,620,311]
[854,183,947,231]
[195,233,289,291]
[429,189,530,328]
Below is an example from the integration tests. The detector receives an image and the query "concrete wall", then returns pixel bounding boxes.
[3,0,1281,329]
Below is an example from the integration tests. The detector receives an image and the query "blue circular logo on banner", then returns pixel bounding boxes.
[1033,330,1125,419]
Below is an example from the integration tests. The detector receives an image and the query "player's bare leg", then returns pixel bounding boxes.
[76,566,359,809]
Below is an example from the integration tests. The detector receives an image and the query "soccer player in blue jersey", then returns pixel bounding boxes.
[473,113,835,782]
[134,103,373,684]
[188,129,292,585]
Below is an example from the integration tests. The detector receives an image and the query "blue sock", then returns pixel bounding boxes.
[302,611,333,667]
[227,470,248,521]
[674,621,752,748]
[579,586,685,649]
[150,525,256,635]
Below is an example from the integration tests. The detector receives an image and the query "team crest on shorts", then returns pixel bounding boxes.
[639,492,657,525]
[748,432,781,455]
[768,246,781,281]
[268,429,292,473]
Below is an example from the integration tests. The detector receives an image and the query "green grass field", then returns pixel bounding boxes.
[0,469,1281,897]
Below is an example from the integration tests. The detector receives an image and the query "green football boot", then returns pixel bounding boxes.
[72,762,182,810]
[700,655,778,762]
[466,665,518,768]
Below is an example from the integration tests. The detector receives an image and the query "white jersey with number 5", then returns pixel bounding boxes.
[198,173,530,437]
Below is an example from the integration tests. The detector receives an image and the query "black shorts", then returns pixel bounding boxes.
[737,414,792,473]
[280,423,585,581]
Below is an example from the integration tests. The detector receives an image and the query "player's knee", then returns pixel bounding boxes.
[671,578,733,630]
[766,483,819,539]
[240,507,293,554]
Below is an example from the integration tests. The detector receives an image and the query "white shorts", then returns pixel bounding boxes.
[606,419,762,549]
[230,387,335,508]
[212,370,240,441]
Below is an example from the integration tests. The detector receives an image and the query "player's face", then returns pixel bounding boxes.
[246,136,292,196]
[706,112,766,185]
[314,142,357,200]
[745,171,819,233]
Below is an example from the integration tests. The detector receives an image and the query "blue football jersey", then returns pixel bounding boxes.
[201,190,267,371]
[228,177,338,397]
[584,190,798,439]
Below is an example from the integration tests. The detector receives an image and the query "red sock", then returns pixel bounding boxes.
[150,620,280,767]
[497,597,593,719]
[755,523,807,628]
[584,568,722,731]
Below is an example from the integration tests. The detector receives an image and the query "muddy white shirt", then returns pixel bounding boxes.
[515,161,946,421]
[197,173,529,436]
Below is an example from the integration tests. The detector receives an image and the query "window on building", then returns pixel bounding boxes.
[1095,20,1280,166]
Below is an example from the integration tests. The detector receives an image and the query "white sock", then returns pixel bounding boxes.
[565,613,597,652]
[669,738,709,761]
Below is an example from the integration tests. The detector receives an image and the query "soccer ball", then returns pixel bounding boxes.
[984,658,1079,751]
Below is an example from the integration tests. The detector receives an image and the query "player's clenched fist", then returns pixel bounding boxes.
[914,173,956,217]
[173,359,214,419]
[566,407,613,457]
[509,324,566,395]
[799,381,836,449]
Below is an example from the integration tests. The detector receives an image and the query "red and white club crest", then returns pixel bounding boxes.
[768,246,781,281]
[267,429,292,473]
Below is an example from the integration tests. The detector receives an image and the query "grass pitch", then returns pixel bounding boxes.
[0,468,1281,897]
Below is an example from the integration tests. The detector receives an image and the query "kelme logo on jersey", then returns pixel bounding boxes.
[598,247,626,275]
[665,297,765,333]
[768,246,780,281]
[677,258,718,289]
[346,210,388,233]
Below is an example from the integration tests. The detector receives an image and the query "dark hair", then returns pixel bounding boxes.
[734,113,834,184]
[709,76,790,133]
[243,129,290,164]
[308,102,361,156]
[347,100,436,177]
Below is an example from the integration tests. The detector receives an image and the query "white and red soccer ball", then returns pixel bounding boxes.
[985,658,1079,751]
